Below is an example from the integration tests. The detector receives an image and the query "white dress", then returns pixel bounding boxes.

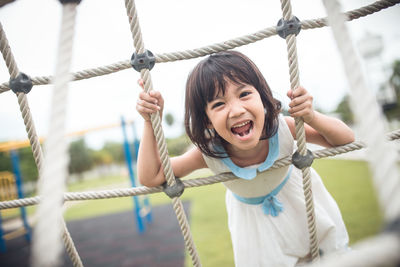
[202,115,349,267]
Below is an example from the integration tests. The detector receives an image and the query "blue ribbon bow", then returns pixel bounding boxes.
[262,195,284,217]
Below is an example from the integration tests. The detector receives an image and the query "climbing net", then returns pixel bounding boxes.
[1,0,400,266]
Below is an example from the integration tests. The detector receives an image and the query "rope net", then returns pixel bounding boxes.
[0,0,399,266]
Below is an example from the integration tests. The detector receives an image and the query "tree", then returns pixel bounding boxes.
[68,138,93,178]
[335,95,354,124]
[335,59,400,123]
[0,148,38,183]
[384,60,400,120]
[101,141,125,163]
[164,113,174,126]
[389,60,400,92]
[18,147,39,182]
[0,152,12,172]
[166,134,191,157]
[91,150,113,166]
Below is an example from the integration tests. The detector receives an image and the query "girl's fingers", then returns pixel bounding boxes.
[149,91,164,109]
[137,98,160,111]
[292,86,307,97]
[288,101,312,114]
[136,105,158,115]
[289,93,312,108]
[139,91,158,105]
[137,79,145,89]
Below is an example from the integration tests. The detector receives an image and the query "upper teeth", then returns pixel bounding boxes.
[232,121,250,128]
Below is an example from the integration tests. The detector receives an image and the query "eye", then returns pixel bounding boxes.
[240,91,251,98]
[211,101,224,109]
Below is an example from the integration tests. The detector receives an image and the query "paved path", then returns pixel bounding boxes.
[0,202,190,267]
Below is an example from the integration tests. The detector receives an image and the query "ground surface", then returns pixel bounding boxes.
[0,202,190,267]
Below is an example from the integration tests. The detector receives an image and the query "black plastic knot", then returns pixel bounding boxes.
[131,50,156,72]
[276,16,301,39]
[384,216,400,237]
[162,177,184,198]
[9,72,33,94]
[59,0,82,4]
[292,149,314,169]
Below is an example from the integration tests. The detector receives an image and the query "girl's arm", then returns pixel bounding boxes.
[136,81,207,187]
[286,87,355,147]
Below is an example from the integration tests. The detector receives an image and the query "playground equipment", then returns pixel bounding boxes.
[120,116,152,234]
[0,0,399,266]
[0,151,32,252]
[0,119,153,235]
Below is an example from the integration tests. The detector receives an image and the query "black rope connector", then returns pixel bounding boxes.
[383,216,400,237]
[59,0,82,4]
[131,50,156,72]
[162,177,185,198]
[292,149,314,169]
[276,16,301,39]
[9,72,33,94]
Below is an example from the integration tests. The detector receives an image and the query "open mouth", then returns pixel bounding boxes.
[231,121,253,137]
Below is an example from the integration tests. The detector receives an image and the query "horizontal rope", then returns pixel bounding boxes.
[1,129,398,210]
[1,0,398,94]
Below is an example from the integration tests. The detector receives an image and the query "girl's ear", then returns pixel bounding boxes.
[205,117,213,129]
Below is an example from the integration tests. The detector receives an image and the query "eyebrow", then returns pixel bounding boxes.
[235,84,246,92]
[211,83,247,101]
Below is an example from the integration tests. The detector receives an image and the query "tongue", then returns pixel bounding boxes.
[232,123,251,136]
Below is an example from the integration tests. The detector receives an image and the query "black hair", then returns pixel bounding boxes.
[184,50,281,158]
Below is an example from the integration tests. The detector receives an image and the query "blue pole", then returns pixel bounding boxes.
[120,116,145,234]
[132,126,152,224]
[0,212,6,252]
[10,150,31,243]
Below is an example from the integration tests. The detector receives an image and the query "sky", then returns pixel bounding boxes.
[0,0,399,149]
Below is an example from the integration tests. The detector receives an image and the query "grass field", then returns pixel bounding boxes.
[59,158,384,267]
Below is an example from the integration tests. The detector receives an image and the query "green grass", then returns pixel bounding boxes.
[312,158,384,244]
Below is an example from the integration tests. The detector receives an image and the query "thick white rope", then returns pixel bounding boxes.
[32,3,79,267]
[322,0,400,222]
[307,233,400,267]
[124,0,201,266]
[0,0,398,94]
[280,0,320,261]
[1,20,83,267]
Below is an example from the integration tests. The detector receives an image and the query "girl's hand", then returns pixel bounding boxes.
[136,79,164,122]
[287,86,315,124]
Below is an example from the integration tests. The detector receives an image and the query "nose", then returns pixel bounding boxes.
[228,101,245,118]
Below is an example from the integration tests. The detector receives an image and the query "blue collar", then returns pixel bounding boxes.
[219,132,279,180]
[232,165,293,217]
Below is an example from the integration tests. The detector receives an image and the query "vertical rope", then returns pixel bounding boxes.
[62,220,83,267]
[0,23,19,78]
[32,3,80,267]
[279,0,320,261]
[124,0,201,266]
[0,20,82,267]
[0,23,44,171]
[322,0,400,221]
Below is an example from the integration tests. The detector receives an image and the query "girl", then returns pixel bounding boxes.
[136,51,354,266]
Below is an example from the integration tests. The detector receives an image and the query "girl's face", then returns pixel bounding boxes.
[205,80,265,153]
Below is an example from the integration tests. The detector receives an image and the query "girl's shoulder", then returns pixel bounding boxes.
[202,153,231,174]
[279,115,295,140]
[279,114,296,140]
[277,115,295,157]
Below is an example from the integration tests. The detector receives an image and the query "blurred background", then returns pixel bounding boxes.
[0,0,399,266]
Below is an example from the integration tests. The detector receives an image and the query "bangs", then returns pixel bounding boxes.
[197,54,255,102]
